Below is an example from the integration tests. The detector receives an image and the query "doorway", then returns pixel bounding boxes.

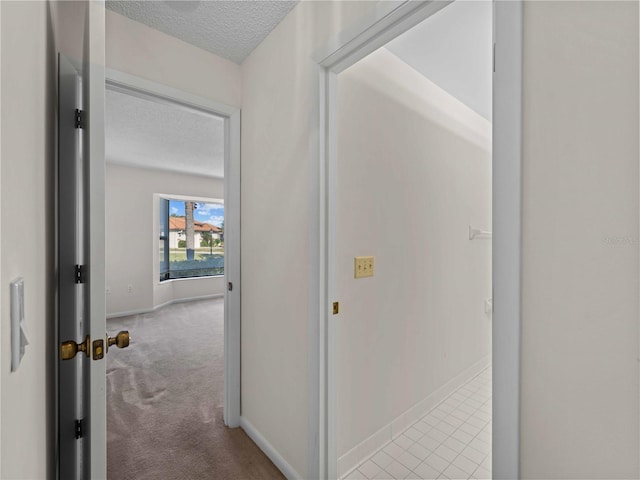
[315,1,523,479]
[102,71,244,478]
[335,2,492,479]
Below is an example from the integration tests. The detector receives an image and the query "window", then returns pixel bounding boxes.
[159,198,224,281]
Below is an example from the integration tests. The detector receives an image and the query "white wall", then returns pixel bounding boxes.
[335,47,491,461]
[1,1,56,477]
[242,2,640,478]
[385,0,493,121]
[105,164,225,317]
[241,2,383,476]
[169,231,220,250]
[0,2,3,471]
[0,2,48,479]
[106,9,241,109]
[520,2,639,478]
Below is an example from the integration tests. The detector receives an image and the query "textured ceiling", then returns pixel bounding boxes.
[106,0,298,64]
[385,0,493,120]
[105,89,225,178]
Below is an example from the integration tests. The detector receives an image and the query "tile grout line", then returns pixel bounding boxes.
[344,365,492,480]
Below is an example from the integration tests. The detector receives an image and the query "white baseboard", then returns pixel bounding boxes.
[239,416,303,480]
[338,355,491,479]
[106,293,224,319]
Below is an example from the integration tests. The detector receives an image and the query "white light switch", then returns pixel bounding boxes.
[11,278,29,371]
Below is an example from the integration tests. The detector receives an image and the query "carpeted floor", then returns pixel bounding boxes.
[106,298,285,480]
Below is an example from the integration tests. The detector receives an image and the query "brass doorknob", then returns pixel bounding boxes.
[60,335,90,360]
[106,331,130,352]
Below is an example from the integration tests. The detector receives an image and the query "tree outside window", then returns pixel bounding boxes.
[159,197,224,281]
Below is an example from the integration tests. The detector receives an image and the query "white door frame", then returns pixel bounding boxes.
[103,69,242,427]
[313,1,523,478]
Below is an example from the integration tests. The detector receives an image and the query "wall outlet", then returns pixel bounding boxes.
[354,256,374,278]
[127,284,133,294]
[106,286,111,295]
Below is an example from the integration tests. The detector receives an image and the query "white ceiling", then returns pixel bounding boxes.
[105,0,298,64]
[385,0,493,120]
[105,89,225,178]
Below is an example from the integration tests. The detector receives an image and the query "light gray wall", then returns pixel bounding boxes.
[335,47,492,463]
[242,1,640,477]
[106,9,241,109]
[1,1,58,477]
[386,0,493,120]
[241,2,381,476]
[0,2,3,470]
[105,164,225,317]
[520,2,639,478]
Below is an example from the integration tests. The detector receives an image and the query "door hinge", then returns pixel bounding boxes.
[75,265,86,284]
[75,108,85,129]
[75,419,84,439]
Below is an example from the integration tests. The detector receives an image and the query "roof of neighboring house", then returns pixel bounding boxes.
[169,216,222,233]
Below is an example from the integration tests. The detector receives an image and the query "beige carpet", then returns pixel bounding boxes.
[106,298,285,480]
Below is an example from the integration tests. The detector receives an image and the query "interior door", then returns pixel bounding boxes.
[58,52,88,480]
[57,2,108,479]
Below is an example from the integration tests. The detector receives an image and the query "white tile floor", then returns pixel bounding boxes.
[344,366,492,480]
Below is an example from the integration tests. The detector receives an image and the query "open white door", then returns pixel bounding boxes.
[58,50,88,480]
[57,3,108,479]
[86,3,108,478]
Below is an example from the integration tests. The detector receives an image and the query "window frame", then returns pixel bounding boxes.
[158,195,225,282]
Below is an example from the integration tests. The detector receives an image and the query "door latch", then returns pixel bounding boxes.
[93,339,104,360]
[93,331,130,360]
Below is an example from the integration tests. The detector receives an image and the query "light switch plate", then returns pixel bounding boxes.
[10,278,28,371]
[354,256,374,278]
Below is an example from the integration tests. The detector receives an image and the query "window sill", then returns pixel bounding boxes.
[158,274,224,285]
